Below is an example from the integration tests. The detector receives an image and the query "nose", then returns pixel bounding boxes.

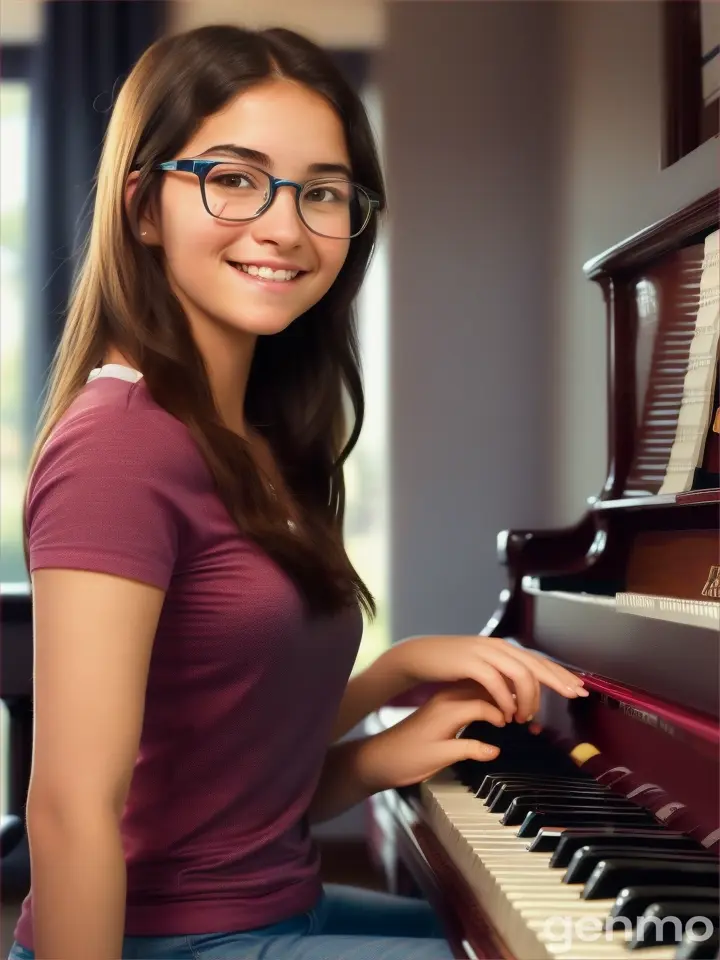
[252,183,305,246]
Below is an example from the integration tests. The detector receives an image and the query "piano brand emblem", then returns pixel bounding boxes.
[619,703,658,728]
[701,565,720,598]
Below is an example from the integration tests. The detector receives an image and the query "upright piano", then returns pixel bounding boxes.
[366,191,720,960]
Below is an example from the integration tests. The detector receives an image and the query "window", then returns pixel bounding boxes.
[662,0,720,166]
[343,80,390,673]
[1,46,33,823]
[1,50,33,587]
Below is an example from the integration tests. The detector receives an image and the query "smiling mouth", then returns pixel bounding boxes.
[227,262,304,283]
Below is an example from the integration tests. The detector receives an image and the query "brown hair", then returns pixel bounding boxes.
[25,25,385,617]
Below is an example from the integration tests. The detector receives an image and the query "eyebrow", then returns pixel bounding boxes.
[194,143,353,180]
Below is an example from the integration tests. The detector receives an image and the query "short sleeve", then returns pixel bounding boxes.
[26,406,191,591]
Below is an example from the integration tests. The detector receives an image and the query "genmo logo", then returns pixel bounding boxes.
[541,913,716,953]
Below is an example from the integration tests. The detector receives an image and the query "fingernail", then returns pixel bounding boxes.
[576,687,590,697]
[483,744,499,756]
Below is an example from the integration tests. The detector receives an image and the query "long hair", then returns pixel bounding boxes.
[24,25,385,618]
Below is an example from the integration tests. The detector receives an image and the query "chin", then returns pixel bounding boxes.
[221,310,300,338]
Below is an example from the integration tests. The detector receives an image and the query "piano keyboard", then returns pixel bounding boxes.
[421,767,719,960]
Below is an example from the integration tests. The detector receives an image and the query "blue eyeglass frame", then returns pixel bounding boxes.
[154,158,382,238]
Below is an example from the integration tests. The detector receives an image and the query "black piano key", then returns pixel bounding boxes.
[477,771,595,797]
[564,847,718,884]
[628,902,719,949]
[500,801,653,837]
[517,810,658,838]
[528,826,672,855]
[501,793,637,823]
[582,861,720,901]
[611,886,720,924]
[551,831,703,867]
[488,785,615,813]
[484,775,601,805]
[675,930,720,959]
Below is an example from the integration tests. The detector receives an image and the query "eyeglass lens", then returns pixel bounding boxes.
[203,163,371,238]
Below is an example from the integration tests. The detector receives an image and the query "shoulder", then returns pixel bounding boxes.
[31,378,205,495]
[26,379,209,588]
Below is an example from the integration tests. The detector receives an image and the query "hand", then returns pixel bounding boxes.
[359,683,507,791]
[386,634,588,723]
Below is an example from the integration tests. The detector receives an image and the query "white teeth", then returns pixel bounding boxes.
[236,263,299,282]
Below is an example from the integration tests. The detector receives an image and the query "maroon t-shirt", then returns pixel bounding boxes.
[15,373,362,946]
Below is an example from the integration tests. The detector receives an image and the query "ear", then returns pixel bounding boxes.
[125,170,162,245]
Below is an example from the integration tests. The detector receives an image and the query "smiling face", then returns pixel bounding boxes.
[139,79,353,343]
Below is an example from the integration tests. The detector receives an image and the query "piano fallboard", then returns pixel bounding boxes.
[520,582,720,718]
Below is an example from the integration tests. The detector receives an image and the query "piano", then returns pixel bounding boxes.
[366,190,720,960]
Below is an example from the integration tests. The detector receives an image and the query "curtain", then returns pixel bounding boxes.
[330,50,371,93]
[26,0,167,426]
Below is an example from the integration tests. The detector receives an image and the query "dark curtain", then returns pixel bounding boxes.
[331,50,371,93]
[26,0,167,430]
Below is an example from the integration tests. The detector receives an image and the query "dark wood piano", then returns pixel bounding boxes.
[366,191,720,960]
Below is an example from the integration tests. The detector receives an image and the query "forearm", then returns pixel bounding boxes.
[28,808,126,960]
[307,737,380,823]
[330,644,415,742]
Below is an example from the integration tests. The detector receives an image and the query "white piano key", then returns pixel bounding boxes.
[419,774,685,960]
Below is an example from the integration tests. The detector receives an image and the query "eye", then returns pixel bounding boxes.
[305,186,339,203]
[214,172,255,190]
[304,180,354,207]
[206,164,266,192]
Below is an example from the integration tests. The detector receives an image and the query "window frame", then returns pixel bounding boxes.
[662,0,719,167]
[1,43,36,591]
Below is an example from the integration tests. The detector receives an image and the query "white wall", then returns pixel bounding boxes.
[0,0,384,47]
[550,0,719,523]
[170,0,383,47]
[383,0,561,642]
[0,0,41,42]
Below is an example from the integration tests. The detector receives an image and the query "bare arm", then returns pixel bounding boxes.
[306,738,376,824]
[328,648,412,743]
[27,568,164,960]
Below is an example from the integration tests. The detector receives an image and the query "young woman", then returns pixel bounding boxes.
[9,24,587,960]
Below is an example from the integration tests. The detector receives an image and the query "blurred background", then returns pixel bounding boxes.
[0,0,718,943]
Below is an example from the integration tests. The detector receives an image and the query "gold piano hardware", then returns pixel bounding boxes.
[568,742,600,766]
[701,565,720,598]
[713,407,720,433]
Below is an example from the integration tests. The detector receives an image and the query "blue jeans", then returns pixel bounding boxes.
[8,883,454,959]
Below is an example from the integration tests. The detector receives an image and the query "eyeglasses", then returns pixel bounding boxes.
[154,158,381,240]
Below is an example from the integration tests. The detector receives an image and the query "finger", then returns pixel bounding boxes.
[496,639,587,693]
[524,648,589,694]
[484,639,588,700]
[509,672,540,723]
[449,697,506,735]
[425,694,506,742]
[508,668,540,723]
[462,663,517,721]
[472,648,540,722]
[449,737,500,765]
